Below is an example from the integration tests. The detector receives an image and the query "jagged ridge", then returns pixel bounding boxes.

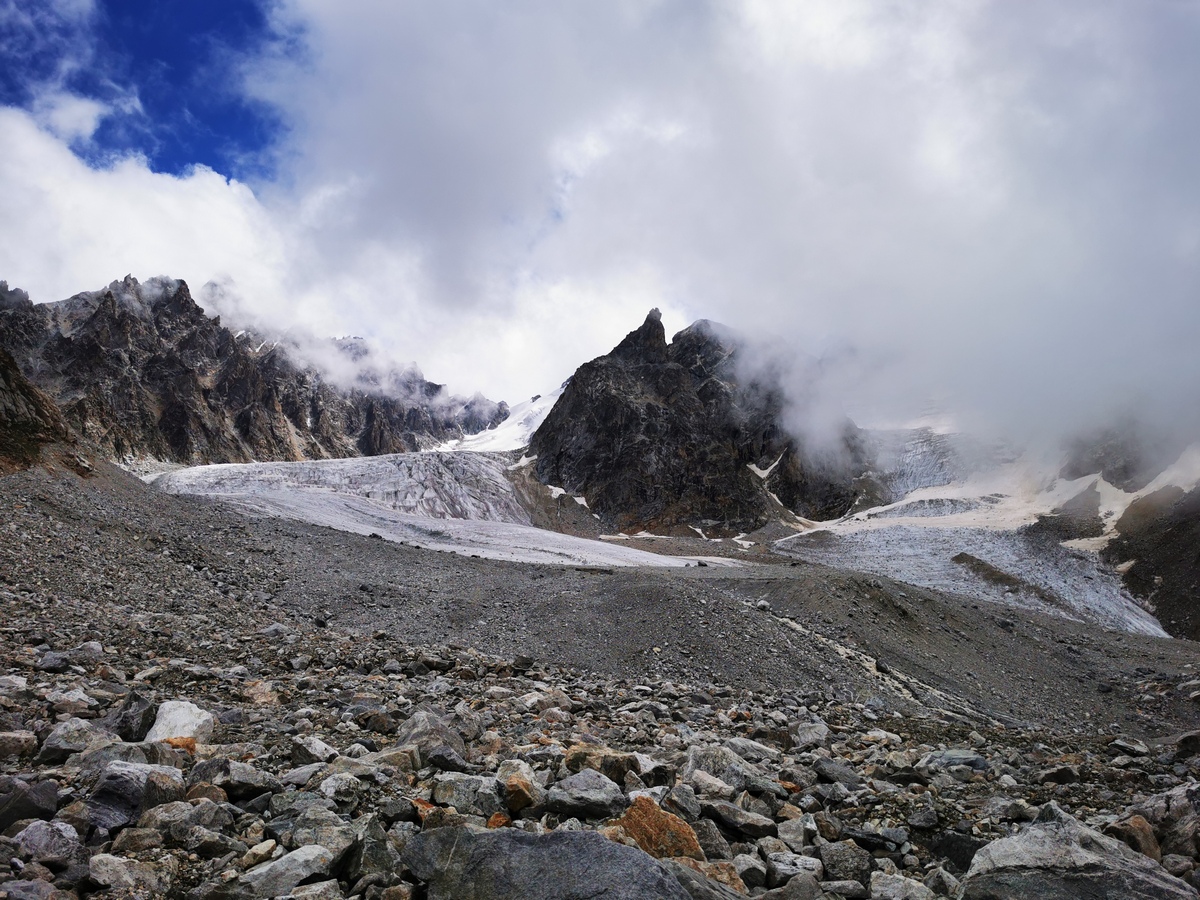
[0,276,507,465]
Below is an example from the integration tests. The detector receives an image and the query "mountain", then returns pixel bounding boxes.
[528,309,870,533]
[0,276,507,465]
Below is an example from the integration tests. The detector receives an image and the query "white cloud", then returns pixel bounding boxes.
[1,0,1198,440]
[31,90,109,141]
[0,107,287,310]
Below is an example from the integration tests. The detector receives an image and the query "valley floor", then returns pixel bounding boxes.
[5,462,1198,739]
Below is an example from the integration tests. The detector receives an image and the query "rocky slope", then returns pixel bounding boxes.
[1105,486,1200,641]
[529,311,870,533]
[2,462,1200,900]
[0,276,506,465]
[0,347,72,474]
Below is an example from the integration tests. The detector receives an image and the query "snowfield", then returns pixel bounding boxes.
[774,454,1198,636]
[152,451,694,567]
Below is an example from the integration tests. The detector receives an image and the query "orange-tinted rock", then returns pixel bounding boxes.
[165,736,197,754]
[672,857,748,894]
[612,796,705,861]
[487,812,513,829]
[504,774,536,812]
[1105,815,1162,862]
[186,782,228,803]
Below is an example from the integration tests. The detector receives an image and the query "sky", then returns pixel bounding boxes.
[1,0,1198,443]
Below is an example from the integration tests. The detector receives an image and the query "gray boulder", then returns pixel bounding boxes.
[87,759,186,830]
[392,706,468,767]
[680,746,759,792]
[817,839,872,886]
[1123,782,1200,861]
[35,717,115,763]
[700,798,777,838]
[546,768,628,819]
[403,826,690,899]
[0,777,58,831]
[191,758,282,800]
[89,852,172,894]
[104,690,157,742]
[239,844,334,898]
[16,820,88,870]
[959,802,1199,899]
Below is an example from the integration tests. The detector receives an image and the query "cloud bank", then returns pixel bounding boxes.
[0,0,1197,445]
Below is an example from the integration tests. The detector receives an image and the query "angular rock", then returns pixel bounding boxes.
[871,872,937,900]
[1104,814,1162,862]
[0,731,38,758]
[239,845,334,898]
[692,817,733,861]
[959,802,1199,900]
[761,872,824,899]
[1123,783,1200,860]
[700,798,777,838]
[612,795,705,861]
[403,826,691,899]
[765,850,822,885]
[89,852,172,894]
[288,806,356,863]
[817,839,872,886]
[191,758,282,800]
[15,820,88,870]
[146,700,216,744]
[392,706,467,767]
[0,777,58,832]
[104,690,157,742]
[681,746,759,793]
[87,760,186,830]
[346,812,402,882]
[546,768,628,820]
[733,852,767,888]
[432,772,505,818]
[292,734,339,766]
[35,717,114,764]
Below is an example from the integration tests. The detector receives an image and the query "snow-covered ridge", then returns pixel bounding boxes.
[435,386,564,453]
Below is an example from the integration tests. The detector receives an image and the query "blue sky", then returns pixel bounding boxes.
[0,1,1197,438]
[0,0,280,177]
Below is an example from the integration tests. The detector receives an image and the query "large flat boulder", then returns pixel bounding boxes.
[959,802,1199,899]
[402,826,691,900]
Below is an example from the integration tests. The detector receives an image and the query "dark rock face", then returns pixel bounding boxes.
[1060,420,1184,492]
[0,275,507,465]
[529,310,868,532]
[403,827,691,900]
[1104,486,1200,640]
[0,346,71,470]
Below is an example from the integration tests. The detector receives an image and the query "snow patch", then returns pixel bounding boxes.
[747,453,785,479]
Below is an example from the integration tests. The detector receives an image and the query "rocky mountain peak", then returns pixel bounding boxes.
[610,308,668,365]
[530,311,868,532]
